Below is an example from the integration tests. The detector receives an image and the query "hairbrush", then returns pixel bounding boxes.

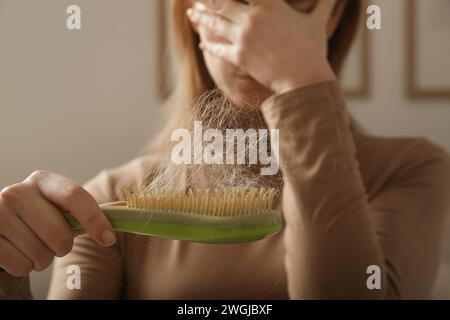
[63,187,282,244]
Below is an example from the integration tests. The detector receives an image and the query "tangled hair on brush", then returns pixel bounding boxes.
[144,89,282,195]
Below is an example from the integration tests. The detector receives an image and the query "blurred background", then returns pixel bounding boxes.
[0,0,449,299]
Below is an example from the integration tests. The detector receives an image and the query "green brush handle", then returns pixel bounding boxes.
[63,206,283,244]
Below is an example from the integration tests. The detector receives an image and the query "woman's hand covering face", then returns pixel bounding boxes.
[187,0,338,94]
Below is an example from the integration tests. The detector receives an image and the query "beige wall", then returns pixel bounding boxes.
[0,0,164,298]
[0,0,449,299]
[347,0,450,152]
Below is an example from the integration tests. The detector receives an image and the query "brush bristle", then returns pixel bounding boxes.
[122,187,278,217]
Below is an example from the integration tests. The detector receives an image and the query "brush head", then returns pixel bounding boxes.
[123,186,279,217]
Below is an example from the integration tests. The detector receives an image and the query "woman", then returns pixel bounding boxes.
[1,0,449,299]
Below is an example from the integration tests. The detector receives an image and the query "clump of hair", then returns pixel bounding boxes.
[144,88,282,196]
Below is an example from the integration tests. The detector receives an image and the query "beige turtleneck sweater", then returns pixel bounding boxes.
[1,81,449,299]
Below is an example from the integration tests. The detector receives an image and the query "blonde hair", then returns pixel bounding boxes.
[148,0,366,154]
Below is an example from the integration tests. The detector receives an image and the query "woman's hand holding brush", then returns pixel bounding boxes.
[0,170,116,277]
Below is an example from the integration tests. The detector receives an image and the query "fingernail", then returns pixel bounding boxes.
[194,2,207,11]
[187,8,198,20]
[102,229,117,246]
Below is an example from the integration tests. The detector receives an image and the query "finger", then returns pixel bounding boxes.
[3,183,75,257]
[24,171,116,247]
[1,210,54,271]
[313,0,337,23]
[188,6,238,42]
[0,236,33,277]
[199,40,239,66]
[194,0,249,22]
[288,0,317,13]
[71,201,125,238]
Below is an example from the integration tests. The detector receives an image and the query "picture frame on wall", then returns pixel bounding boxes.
[407,0,450,98]
[157,0,171,100]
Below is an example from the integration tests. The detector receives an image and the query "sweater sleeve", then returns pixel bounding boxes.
[260,81,450,299]
[0,273,32,300]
